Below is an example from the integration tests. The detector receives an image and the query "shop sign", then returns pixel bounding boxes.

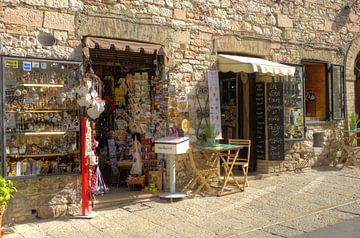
[23,62,32,71]
[5,60,18,68]
[207,70,222,140]
[41,62,47,69]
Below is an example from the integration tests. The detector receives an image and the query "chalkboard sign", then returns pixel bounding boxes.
[254,82,265,160]
[267,82,284,161]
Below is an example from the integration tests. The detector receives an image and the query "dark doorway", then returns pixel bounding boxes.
[219,72,255,171]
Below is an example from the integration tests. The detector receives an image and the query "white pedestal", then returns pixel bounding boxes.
[159,154,186,202]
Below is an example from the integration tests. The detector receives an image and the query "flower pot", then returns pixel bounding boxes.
[350,123,357,131]
[207,137,216,147]
[0,208,4,237]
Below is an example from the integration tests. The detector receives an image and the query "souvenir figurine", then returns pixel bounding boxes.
[40,160,50,174]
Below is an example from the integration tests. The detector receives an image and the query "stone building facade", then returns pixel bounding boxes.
[1,0,360,222]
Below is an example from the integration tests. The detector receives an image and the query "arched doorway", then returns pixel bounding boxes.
[355,53,360,120]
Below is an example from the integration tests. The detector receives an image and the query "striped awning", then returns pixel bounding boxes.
[218,54,295,76]
[82,37,164,58]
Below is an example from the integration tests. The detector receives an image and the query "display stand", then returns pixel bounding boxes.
[155,137,189,202]
[159,154,186,202]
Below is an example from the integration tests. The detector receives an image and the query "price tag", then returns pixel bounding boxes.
[23,62,32,71]
[5,60,18,68]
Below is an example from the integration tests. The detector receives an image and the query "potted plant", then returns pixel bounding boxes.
[0,176,16,230]
[349,112,360,131]
[202,123,216,146]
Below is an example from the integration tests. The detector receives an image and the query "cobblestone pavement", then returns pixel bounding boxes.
[6,166,360,238]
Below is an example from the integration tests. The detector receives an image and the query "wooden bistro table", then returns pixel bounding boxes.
[199,144,244,196]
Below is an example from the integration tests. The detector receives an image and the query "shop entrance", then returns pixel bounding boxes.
[83,37,166,203]
[219,72,254,171]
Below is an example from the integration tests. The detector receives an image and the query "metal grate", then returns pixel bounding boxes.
[89,48,156,68]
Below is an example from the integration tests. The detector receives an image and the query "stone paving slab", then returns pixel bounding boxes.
[5,167,360,238]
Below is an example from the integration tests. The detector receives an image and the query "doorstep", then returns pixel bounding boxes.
[91,189,159,210]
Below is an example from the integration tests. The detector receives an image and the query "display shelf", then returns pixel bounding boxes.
[6,109,77,113]
[20,83,64,88]
[7,152,79,158]
[7,172,80,180]
[2,56,82,178]
[6,130,79,135]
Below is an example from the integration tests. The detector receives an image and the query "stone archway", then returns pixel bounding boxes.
[345,35,360,115]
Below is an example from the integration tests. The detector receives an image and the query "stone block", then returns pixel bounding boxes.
[45,0,68,8]
[198,32,212,41]
[44,12,75,32]
[277,14,293,28]
[67,39,81,48]
[174,8,186,20]
[173,30,190,44]
[3,7,43,27]
[20,0,45,6]
[54,30,68,42]
[69,0,84,11]
[160,7,172,17]
[221,0,230,8]
[348,23,360,33]
[37,205,67,218]
[164,0,173,7]
[67,204,80,216]
[184,50,195,59]
[147,4,160,15]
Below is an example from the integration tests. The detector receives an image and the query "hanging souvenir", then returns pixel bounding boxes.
[90,166,108,195]
[130,136,142,175]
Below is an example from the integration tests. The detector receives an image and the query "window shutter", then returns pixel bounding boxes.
[330,64,345,120]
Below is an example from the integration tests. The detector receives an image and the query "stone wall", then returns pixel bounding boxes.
[1,0,360,220]
[4,175,81,223]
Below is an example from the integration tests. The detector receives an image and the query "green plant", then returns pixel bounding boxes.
[0,176,16,211]
[350,112,360,125]
[202,123,216,139]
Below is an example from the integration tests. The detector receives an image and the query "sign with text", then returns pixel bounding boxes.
[267,82,284,160]
[254,82,265,160]
[207,70,222,139]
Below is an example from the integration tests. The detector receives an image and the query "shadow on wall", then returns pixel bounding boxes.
[331,6,351,31]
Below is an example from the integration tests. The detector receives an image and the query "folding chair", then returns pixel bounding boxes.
[182,148,218,197]
[221,139,251,193]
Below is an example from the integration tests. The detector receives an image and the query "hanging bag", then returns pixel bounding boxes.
[130,136,142,175]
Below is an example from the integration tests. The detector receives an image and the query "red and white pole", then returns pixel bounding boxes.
[81,115,91,216]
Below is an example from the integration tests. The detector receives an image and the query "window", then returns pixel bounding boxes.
[283,65,305,140]
[303,61,345,121]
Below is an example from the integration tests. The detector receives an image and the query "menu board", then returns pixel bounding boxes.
[267,82,284,161]
[254,82,265,160]
[207,70,222,139]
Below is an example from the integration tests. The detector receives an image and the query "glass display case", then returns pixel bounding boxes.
[1,57,81,177]
[283,65,305,140]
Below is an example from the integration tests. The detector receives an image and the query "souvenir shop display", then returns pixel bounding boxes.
[89,52,170,192]
[1,57,81,177]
